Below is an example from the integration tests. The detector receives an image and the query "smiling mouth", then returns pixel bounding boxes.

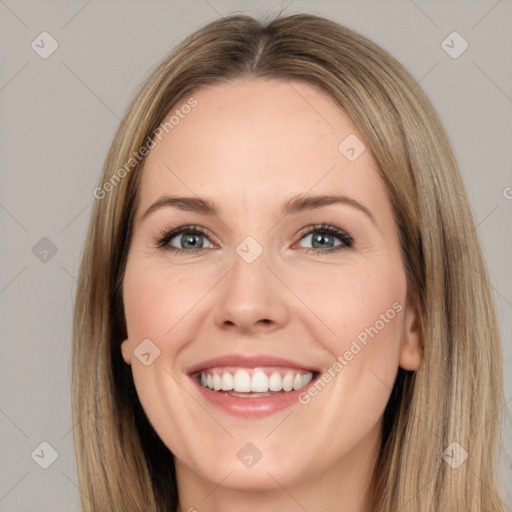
[194,367,316,397]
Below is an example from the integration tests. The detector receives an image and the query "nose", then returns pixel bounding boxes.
[213,246,290,335]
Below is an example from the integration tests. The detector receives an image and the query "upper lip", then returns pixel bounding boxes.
[186,354,320,375]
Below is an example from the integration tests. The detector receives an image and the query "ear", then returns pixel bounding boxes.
[399,300,422,371]
[120,339,132,365]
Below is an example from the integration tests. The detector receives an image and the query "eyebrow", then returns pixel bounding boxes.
[140,193,375,224]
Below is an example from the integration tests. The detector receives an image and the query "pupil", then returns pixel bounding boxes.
[313,233,332,248]
[183,234,202,249]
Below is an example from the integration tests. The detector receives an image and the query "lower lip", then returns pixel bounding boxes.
[192,377,317,418]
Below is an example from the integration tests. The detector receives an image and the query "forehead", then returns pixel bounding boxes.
[137,78,386,218]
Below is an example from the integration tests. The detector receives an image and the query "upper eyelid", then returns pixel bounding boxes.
[156,225,214,246]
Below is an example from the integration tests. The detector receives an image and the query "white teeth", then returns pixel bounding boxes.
[199,368,314,394]
[251,371,269,392]
[233,369,251,392]
[293,373,303,391]
[282,372,294,392]
[213,374,222,391]
[268,372,282,391]
[221,372,234,391]
[302,373,312,387]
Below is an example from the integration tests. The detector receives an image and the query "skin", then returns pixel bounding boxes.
[121,78,422,512]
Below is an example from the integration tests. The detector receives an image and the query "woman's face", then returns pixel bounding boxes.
[121,78,421,503]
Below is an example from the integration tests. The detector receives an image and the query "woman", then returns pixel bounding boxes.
[72,13,505,511]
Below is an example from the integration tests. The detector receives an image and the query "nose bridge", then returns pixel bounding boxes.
[213,234,289,331]
[232,236,268,293]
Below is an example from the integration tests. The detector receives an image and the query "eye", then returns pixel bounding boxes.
[296,224,354,254]
[156,225,214,254]
[155,223,354,256]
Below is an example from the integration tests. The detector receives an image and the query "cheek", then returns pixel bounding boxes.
[292,259,407,353]
[293,258,407,414]
[122,258,205,454]
[123,257,211,342]
[294,263,406,443]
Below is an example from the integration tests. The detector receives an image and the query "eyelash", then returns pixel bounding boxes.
[155,223,354,256]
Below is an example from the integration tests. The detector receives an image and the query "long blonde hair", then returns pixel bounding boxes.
[72,13,505,511]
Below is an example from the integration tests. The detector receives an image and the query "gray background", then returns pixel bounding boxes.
[0,0,511,510]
